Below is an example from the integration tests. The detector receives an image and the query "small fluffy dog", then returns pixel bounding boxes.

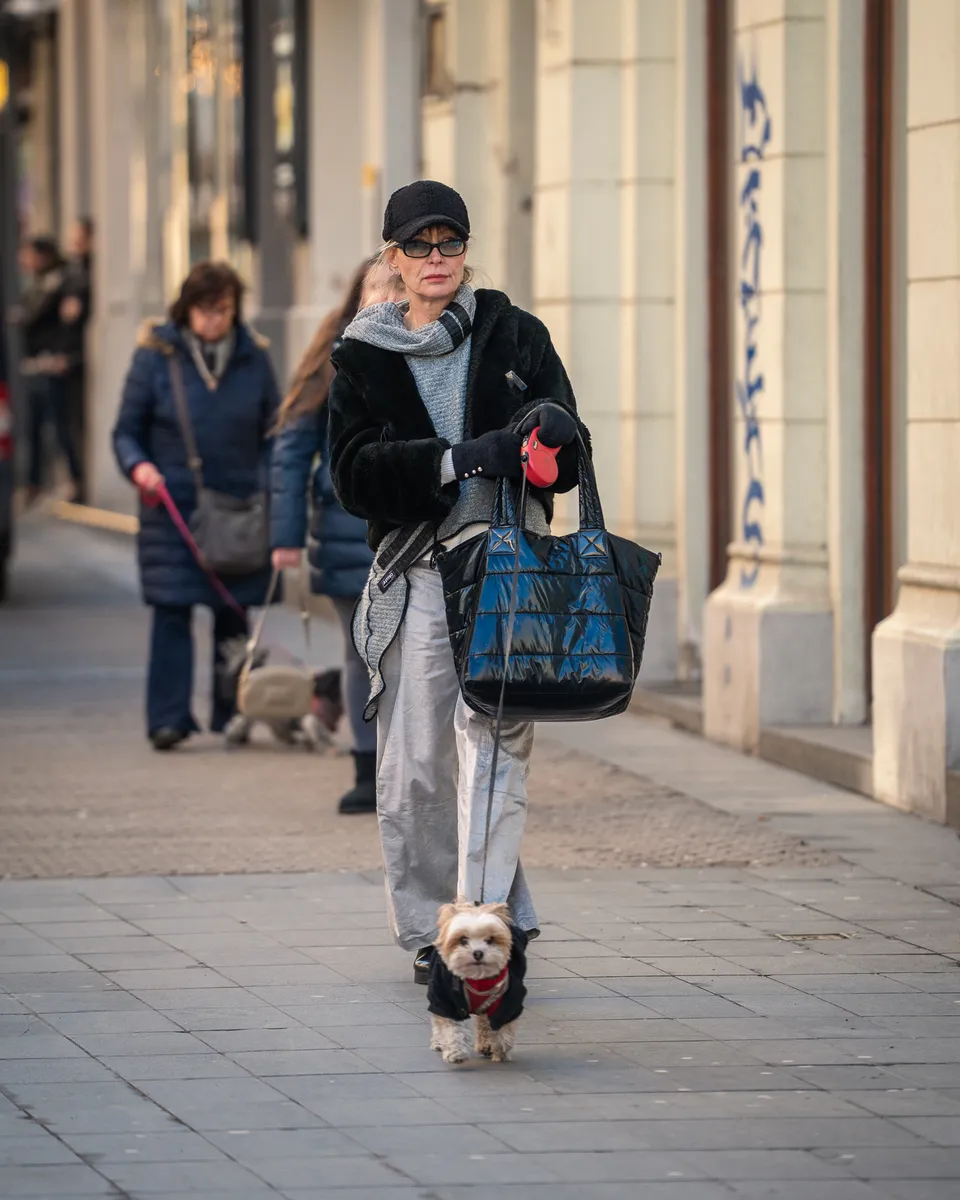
[217,636,342,750]
[427,899,528,1064]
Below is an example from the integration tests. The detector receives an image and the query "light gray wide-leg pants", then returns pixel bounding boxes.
[375,566,537,950]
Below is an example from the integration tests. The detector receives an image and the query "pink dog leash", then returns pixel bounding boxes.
[142,482,247,619]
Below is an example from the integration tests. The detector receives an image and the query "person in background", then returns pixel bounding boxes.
[59,218,94,502]
[13,236,81,504]
[112,261,280,751]
[270,259,401,813]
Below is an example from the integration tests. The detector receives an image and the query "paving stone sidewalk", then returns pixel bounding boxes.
[1,517,959,1198]
[1,865,960,1200]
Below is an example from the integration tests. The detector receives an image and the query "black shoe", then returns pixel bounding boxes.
[150,727,187,751]
[338,751,377,815]
[413,946,434,985]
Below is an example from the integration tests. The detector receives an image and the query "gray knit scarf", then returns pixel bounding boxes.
[344,285,475,449]
[183,328,235,389]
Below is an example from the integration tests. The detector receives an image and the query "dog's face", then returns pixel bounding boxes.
[435,900,512,981]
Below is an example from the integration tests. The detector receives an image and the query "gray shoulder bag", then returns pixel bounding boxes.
[168,356,269,576]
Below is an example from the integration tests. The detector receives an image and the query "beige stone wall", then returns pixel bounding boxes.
[703,0,835,750]
[873,0,960,823]
[532,0,680,678]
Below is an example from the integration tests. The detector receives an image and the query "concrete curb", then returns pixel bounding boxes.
[47,499,139,536]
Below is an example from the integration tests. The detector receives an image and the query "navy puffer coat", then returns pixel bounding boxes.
[112,320,280,609]
[270,405,373,598]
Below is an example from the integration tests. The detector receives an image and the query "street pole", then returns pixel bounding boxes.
[0,2,25,468]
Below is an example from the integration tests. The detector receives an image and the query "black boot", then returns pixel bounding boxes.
[150,727,188,752]
[338,751,377,815]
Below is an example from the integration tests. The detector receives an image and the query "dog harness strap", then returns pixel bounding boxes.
[464,966,509,1017]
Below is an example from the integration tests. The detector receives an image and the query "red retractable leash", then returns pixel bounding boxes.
[505,370,563,488]
[520,426,561,488]
[140,481,247,619]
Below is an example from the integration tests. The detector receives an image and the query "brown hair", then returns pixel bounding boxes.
[169,260,245,326]
[276,257,393,431]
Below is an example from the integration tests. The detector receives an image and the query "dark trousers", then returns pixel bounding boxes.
[147,604,249,737]
[27,375,83,489]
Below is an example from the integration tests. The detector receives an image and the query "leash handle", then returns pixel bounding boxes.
[479,468,529,904]
[241,566,311,675]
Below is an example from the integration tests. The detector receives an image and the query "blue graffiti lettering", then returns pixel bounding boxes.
[736,54,771,588]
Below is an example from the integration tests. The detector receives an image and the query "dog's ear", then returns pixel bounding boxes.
[487,902,512,926]
[435,902,460,933]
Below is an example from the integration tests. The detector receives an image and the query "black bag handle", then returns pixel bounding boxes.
[491,424,605,532]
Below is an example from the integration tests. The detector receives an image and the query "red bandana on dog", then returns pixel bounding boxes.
[463,966,509,1018]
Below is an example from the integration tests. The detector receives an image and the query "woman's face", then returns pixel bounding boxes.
[387,224,466,305]
[188,293,236,343]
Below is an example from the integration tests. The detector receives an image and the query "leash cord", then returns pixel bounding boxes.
[479,468,529,904]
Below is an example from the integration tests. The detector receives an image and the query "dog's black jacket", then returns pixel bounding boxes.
[328,289,589,552]
[427,926,528,1032]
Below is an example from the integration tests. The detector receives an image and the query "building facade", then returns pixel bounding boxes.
[10,0,960,824]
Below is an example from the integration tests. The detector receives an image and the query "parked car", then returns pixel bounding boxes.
[0,317,12,602]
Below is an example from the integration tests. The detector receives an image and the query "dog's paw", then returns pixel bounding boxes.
[475,1036,493,1058]
[299,713,335,752]
[441,1046,469,1064]
[223,716,250,746]
[489,1044,511,1063]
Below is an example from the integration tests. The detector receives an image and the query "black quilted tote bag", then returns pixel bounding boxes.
[435,436,661,722]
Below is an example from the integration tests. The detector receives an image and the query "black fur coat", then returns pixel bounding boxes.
[328,288,589,551]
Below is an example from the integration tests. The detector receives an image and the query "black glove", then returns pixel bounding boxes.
[519,402,578,448]
[450,430,524,481]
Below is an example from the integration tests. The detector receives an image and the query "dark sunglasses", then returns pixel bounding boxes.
[400,237,466,259]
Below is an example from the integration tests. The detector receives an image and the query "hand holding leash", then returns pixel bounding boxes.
[132,462,164,496]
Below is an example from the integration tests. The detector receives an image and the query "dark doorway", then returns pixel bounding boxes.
[706,0,732,591]
[863,0,896,697]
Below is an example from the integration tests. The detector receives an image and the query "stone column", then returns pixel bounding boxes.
[487,0,536,309]
[703,0,833,750]
[289,0,418,366]
[86,0,139,513]
[873,0,960,825]
[619,0,679,681]
[420,0,535,304]
[56,0,91,240]
[533,0,626,536]
[360,0,420,252]
[674,0,710,680]
[826,0,867,724]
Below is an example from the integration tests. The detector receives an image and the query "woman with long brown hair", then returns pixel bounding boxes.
[270,258,401,812]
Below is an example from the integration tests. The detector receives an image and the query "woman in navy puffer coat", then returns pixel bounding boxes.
[271,259,398,813]
[112,262,280,750]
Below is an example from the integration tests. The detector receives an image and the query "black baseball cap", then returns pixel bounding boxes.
[382,180,470,245]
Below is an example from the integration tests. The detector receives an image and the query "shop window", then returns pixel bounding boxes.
[185,0,245,263]
[272,0,308,236]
